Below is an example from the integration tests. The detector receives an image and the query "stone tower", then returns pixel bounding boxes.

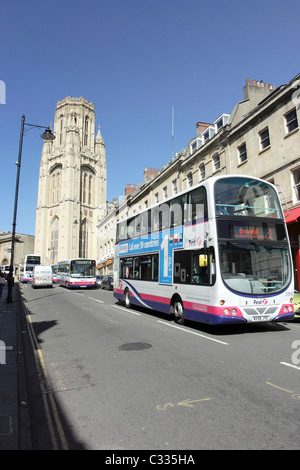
[34,96,107,264]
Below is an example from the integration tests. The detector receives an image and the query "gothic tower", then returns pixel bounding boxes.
[34,96,107,264]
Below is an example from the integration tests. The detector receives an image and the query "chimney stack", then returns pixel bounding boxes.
[144,167,158,182]
[196,121,214,136]
[125,184,137,196]
[246,78,276,91]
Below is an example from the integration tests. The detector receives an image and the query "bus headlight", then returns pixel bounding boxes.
[222,307,238,316]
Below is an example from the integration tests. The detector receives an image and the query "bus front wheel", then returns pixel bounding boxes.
[124,288,131,308]
[173,298,184,324]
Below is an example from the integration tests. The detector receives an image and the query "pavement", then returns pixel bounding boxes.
[0,281,32,450]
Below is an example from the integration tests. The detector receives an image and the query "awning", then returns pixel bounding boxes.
[96,258,114,270]
[284,207,300,224]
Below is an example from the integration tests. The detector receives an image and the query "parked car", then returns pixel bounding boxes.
[101,275,113,290]
[293,291,300,318]
[96,275,104,287]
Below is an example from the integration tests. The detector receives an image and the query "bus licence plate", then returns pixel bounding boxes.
[252,315,270,322]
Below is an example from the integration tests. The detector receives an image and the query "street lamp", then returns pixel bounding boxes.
[7,114,55,303]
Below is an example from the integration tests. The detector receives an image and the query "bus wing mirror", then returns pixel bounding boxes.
[199,254,208,267]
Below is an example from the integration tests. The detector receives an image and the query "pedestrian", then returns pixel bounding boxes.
[0,273,5,297]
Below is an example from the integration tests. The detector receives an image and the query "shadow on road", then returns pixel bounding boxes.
[18,285,87,450]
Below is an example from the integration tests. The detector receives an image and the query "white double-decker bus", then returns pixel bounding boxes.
[20,254,41,283]
[114,175,294,325]
[57,258,96,288]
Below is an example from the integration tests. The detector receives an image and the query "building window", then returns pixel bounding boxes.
[80,219,88,258]
[88,175,92,205]
[190,137,203,154]
[83,173,87,203]
[238,143,247,164]
[202,127,215,142]
[203,130,209,142]
[172,179,177,195]
[199,164,205,181]
[59,115,63,145]
[285,108,298,134]
[50,217,59,264]
[214,114,230,133]
[292,167,300,202]
[50,165,62,204]
[84,116,89,146]
[187,172,193,187]
[259,127,270,150]
[163,186,168,200]
[81,166,94,206]
[213,154,220,172]
[154,192,159,204]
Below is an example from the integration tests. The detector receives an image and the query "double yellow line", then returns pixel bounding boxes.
[22,301,69,450]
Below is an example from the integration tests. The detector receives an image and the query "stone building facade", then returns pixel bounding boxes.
[0,232,35,277]
[96,169,160,273]
[34,97,107,265]
[115,73,300,288]
[96,201,118,275]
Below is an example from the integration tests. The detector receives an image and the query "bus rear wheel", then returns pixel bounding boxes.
[124,288,131,308]
[173,299,184,324]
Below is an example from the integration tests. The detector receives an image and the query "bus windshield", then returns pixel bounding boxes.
[25,266,34,273]
[26,255,41,264]
[214,176,283,218]
[219,241,291,295]
[70,260,96,277]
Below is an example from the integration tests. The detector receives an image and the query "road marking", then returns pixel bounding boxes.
[157,398,211,411]
[178,398,211,407]
[280,361,300,371]
[111,305,141,316]
[88,297,104,303]
[266,382,294,394]
[156,403,174,411]
[157,320,229,345]
[266,381,300,400]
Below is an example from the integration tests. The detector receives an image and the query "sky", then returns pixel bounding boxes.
[0,0,299,236]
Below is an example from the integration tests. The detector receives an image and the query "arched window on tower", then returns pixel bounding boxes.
[80,166,94,206]
[71,112,77,125]
[59,115,63,145]
[50,217,59,264]
[50,164,62,204]
[83,173,87,204]
[88,175,92,205]
[84,116,89,146]
[79,219,88,258]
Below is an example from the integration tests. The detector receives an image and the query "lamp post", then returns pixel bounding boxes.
[7,115,55,303]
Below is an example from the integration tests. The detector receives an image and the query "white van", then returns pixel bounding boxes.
[32,265,53,288]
